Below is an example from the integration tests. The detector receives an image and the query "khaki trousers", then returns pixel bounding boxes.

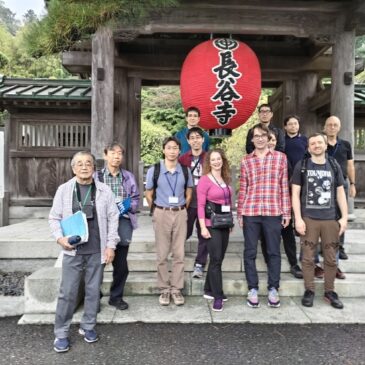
[301,217,339,292]
[152,208,187,293]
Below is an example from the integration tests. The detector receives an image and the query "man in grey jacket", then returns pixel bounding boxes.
[49,151,119,353]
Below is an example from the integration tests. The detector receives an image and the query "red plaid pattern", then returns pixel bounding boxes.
[237,150,291,219]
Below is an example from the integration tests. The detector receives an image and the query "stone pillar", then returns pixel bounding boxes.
[91,27,114,167]
[331,29,356,216]
[297,72,318,136]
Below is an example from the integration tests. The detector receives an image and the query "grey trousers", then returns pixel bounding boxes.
[54,252,103,338]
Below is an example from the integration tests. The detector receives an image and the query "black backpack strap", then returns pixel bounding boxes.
[300,157,308,186]
[153,162,160,190]
[181,164,189,191]
[150,162,160,215]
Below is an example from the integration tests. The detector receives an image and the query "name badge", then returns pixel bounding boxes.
[221,205,231,213]
[169,196,179,204]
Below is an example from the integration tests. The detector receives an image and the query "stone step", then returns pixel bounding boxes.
[0,241,59,259]
[24,267,365,315]
[105,252,242,272]
[101,272,365,298]
[104,252,365,273]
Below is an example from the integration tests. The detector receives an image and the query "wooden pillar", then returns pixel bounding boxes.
[278,80,297,126]
[113,70,141,180]
[331,29,356,215]
[127,77,142,180]
[331,30,355,145]
[297,72,318,136]
[114,68,129,156]
[91,27,114,166]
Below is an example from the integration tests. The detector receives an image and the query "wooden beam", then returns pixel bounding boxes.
[63,50,336,72]
[113,1,346,38]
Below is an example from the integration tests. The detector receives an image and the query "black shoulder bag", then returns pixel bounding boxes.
[205,185,234,229]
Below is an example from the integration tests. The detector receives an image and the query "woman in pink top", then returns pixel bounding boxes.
[197,148,233,312]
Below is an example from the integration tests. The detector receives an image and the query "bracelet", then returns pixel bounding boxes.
[350,182,356,185]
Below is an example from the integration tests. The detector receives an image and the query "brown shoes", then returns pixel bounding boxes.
[314,265,324,278]
[336,268,346,280]
[171,291,185,306]
[159,292,170,306]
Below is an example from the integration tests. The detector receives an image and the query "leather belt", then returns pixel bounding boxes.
[155,205,186,211]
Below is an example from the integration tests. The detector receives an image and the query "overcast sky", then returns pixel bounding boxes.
[3,0,46,20]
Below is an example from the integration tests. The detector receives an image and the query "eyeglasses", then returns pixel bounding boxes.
[74,161,93,168]
[253,134,268,140]
[259,109,272,114]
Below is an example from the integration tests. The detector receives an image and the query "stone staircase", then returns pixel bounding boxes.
[19,214,365,318]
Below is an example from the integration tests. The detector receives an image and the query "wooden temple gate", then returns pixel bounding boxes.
[1,0,365,223]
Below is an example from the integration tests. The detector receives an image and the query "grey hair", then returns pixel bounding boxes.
[70,151,96,167]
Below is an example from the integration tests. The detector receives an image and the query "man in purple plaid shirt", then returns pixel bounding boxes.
[237,123,291,309]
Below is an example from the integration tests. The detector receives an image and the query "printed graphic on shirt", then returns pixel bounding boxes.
[305,169,333,209]
[191,156,202,186]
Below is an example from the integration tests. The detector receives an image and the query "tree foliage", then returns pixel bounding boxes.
[140,118,170,165]
[0,0,19,35]
[0,17,69,78]
[142,86,185,135]
[24,0,179,57]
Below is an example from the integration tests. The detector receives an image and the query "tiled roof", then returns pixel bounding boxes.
[355,84,365,106]
[0,77,91,101]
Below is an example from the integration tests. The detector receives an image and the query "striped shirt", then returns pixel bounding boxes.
[237,149,291,219]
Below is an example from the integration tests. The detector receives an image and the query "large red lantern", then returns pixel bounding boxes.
[180,39,261,133]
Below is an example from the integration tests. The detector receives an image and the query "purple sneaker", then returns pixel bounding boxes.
[268,288,280,308]
[247,288,260,308]
[203,291,228,301]
[212,298,223,312]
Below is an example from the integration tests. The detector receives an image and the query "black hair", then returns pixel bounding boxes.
[257,103,272,112]
[185,106,201,117]
[283,115,300,126]
[186,127,204,139]
[103,142,125,155]
[162,136,181,150]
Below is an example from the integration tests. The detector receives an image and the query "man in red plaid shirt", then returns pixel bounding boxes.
[237,123,291,308]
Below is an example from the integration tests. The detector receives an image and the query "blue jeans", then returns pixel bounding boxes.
[243,216,282,291]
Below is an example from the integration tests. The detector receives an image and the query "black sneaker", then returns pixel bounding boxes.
[290,265,303,279]
[301,290,314,307]
[324,291,344,309]
[339,246,348,260]
[109,299,129,310]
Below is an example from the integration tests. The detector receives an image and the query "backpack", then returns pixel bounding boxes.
[150,162,189,214]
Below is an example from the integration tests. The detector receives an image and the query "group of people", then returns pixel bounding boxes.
[48,103,356,353]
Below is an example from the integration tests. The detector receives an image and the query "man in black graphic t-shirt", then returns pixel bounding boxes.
[292,133,348,310]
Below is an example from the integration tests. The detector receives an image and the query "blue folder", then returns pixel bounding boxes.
[60,211,89,242]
